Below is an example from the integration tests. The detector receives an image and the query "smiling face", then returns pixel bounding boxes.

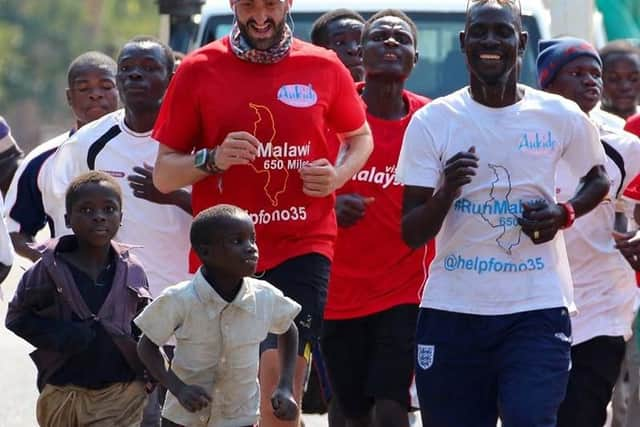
[325,18,364,81]
[233,0,290,50]
[461,2,526,87]
[67,65,119,127]
[116,41,171,113]
[362,16,417,81]
[546,56,603,114]
[602,53,640,117]
[65,181,122,248]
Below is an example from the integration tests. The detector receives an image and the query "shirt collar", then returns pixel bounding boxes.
[192,269,257,316]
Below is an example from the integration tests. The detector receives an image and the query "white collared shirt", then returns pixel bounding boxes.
[134,270,301,427]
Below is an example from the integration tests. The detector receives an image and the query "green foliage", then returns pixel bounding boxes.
[0,0,159,114]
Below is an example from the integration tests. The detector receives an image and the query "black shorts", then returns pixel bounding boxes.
[320,304,419,418]
[258,253,330,357]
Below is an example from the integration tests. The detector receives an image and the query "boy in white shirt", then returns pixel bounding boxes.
[135,204,301,427]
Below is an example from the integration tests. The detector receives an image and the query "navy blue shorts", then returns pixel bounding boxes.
[258,253,330,357]
[415,307,572,427]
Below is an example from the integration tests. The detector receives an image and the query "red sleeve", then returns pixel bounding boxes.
[624,174,640,201]
[325,61,366,134]
[152,56,203,153]
[623,115,640,200]
[625,113,640,138]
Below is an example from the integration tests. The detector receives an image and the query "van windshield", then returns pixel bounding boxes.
[199,12,541,98]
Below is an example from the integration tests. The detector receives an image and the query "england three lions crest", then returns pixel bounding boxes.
[417,344,435,370]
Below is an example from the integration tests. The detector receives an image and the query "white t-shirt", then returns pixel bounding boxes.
[557,121,640,345]
[0,195,14,267]
[45,109,192,297]
[396,86,605,315]
[591,105,626,130]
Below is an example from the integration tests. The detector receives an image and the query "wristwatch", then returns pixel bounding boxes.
[194,148,224,174]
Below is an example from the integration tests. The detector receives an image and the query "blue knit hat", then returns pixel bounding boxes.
[536,37,602,89]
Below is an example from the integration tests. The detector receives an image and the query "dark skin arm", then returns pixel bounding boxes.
[271,322,299,421]
[137,335,211,413]
[10,232,42,262]
[128,163,192,215]
[518,165,609,244]
[335,194,375,228]
[612,229,640,271]
[402,147,478,248]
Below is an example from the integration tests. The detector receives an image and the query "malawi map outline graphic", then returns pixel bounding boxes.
[248,103,289,207]
[480,163,522,254]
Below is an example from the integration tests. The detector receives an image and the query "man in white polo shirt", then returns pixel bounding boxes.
[46,37,191,299]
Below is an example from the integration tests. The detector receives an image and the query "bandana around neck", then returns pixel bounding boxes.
[229,22,293,64]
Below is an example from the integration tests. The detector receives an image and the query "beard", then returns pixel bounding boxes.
[237,18,286,51]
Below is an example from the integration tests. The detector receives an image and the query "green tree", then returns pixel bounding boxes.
[0,0,159,150]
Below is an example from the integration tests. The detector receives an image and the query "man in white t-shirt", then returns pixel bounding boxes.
[536,36,640,427]
[396,2,610,426]
[44,36,192,427]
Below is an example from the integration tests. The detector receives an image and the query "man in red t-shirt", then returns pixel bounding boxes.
[321,10,434,427]
[151,1,373,425]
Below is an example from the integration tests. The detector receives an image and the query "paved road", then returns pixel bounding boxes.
[7,255,615,427]
[0,255,328,427]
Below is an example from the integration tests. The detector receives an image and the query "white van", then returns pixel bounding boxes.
[188,0,551,98]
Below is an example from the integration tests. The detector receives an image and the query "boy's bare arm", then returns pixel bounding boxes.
[272,323,299,421]
[137,335,211,413]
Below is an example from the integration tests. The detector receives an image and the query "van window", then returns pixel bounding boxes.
[199,12,541,98]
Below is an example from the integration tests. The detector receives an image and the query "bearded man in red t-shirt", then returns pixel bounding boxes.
[151,1,373,425]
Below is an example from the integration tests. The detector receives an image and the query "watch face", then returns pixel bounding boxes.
[195,149,207,167]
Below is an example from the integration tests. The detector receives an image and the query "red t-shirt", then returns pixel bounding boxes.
[623,114,640,200]
[626,113,640,138]
[623,114,640,285]
[153,37,366,272]
[324,87,435,320]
